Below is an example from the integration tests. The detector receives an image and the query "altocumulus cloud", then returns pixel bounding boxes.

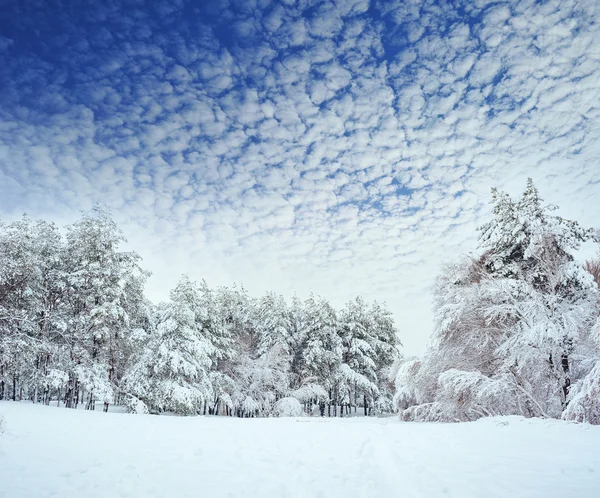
[1,0,599,354]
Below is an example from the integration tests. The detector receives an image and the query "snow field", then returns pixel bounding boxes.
[1,401,599,498]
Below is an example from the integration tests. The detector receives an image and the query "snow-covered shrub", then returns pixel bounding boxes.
[401,402,459,422]
[563,368,600,424]
[563,313,600,426]
[393,358,426,411]
[273,397,303,417]
[125,396,149,415]
[290,383,329,403]
[372,394,394,415]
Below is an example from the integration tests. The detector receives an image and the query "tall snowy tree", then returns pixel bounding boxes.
[256,292,292,358]
[396,180,599,422]
[300,295,341,414]
[0,217,66,403]
[124,276,213,415]
[62,206,149,411]
[338,297,380,415]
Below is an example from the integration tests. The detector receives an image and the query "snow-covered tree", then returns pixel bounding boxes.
[338,297,381,414]
[256,292,292,358]
[300,295,341,414]
[62,206,149,411]
[124,277,213,415]
[396,180,600,423]
[0,217,66,403]
[231,344,290,417]
[0,209,402,418]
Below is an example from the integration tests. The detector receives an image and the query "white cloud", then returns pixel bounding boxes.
[1,0,599,356]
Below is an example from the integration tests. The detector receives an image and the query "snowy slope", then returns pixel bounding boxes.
[0,402,599,498]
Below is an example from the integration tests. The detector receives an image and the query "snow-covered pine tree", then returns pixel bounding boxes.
[301,295,341,415]
[287,295,308,392]
[479,179,597,415]
[226,291,294,416]
[63,206,149,411]
[124,276,213,415]
[368,300,401,413]
[0,217,66,403]
[195,280,235,415]
[338,297,380,415]
[211,285,257,416]
[256,292,292,358]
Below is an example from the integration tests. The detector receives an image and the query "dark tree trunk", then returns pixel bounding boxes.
[65,376,76,408]
[86,392,94,410]
[364,395,368,416]
[561,352,571,405]
[12,373,17,401]
[73,380,79,409]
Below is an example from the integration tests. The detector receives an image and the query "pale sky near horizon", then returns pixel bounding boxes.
[1,0,599,355]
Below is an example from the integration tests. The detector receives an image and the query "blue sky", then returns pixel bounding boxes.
[1,0,599,354]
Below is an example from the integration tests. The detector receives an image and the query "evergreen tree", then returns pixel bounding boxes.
[124,276,213,415]
[395,180,600,422]
[63,206,149,411]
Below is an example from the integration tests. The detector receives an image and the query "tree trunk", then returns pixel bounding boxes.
[73,380,79,409]
[561,352,571,406]
[364,395,368,416]
[86,392,94,410]
[65,377,75,408]
[12,373,17,401]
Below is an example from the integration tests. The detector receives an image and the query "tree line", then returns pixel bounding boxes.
[393,180,600,424]
[0,208,401,416]
[4,180,599,424]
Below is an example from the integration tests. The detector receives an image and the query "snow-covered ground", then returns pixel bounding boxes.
[1,402,599,498]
